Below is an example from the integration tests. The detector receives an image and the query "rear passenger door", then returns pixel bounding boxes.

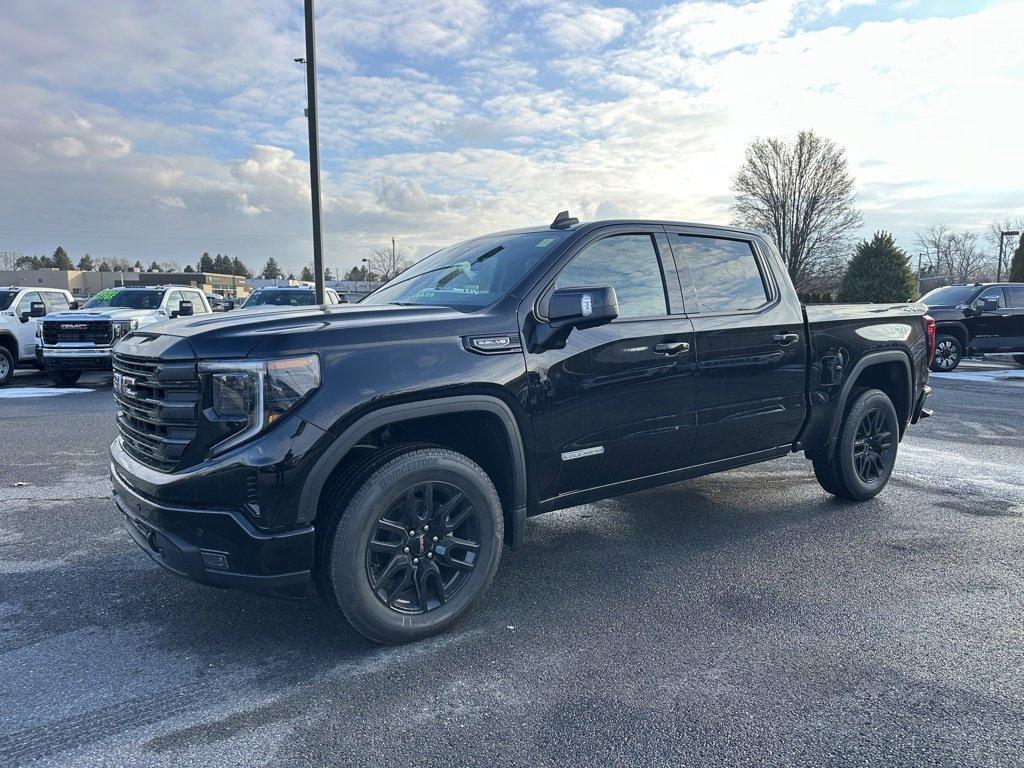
[664,228,806,464]
[1003,286,1024,351]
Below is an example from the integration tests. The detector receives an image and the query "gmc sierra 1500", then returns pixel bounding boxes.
[110,215,933,643]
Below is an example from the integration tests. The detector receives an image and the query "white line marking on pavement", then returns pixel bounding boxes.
[0,387,95,399]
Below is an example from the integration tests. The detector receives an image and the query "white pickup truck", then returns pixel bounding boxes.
[38,285,213,385]
[0,286,76,386]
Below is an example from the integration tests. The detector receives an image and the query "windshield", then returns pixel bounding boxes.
[83,289,165,309]
[920,285,977,305]
[242,289,316,308]
[0,290,16,311]
[362,231,572,310]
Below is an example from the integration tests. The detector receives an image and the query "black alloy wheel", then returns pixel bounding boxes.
[366,481,481,615]
[853,407,895,484]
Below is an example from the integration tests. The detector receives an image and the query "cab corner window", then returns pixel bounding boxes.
[555,234,667,319]
[673,235,769,314]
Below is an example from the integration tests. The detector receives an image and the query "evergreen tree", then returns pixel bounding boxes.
[183,264,195,273]
[98,261,112,272]
[260,257,283,279]
[213,254,232,273]
[300,264,314,281]
[324,266,335,281]
[149,261,161,272]
[345,265,368,281]
[133,260,143,271]
[838,231,916,303]
[14,255,41,269]
[1009,234,1024,283]
[287,272,296,280]
[52,246,74,270]
[77,254,95,271]
[198,252,216,273]
[231,256,252,278]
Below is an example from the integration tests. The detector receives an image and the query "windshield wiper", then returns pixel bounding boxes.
[370,247,505,295]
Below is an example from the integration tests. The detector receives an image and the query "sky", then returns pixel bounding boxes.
[0,0,1021,274]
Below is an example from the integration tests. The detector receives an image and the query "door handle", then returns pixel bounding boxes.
[654,341,690,355]
[772,333,800,346]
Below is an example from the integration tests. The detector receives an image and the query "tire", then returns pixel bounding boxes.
[316,444,503,644]
[47,369,82,386]
[814,388,899,501]
[0,346,13,386]
[929,334,962,372]
[1013,355,1024,367]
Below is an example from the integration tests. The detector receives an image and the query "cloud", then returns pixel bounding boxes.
[539,5,636,49]
[156,195,187,209]
[373,176,448,212]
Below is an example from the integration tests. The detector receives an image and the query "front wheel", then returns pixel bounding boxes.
[47,369,82,386]
[317,444,503,644]
[813,388,899,501]
[0,347,13,386]
[929,334,962,372]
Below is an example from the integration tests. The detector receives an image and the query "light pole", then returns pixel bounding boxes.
[997,230,1021,282]
[296,0,326,305]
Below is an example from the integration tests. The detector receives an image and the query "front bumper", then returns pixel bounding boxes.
[42,346,114,371]
[111,463,313,600]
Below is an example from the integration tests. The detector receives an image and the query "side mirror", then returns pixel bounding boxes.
[29,301,47,318]
[532,286,619,351]
[981,297,999,312]
[177,300,194,317]
[69,301,80,310]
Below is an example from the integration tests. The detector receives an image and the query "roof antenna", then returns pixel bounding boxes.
[550,210,579,230]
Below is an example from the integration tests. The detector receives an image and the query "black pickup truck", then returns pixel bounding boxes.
[920,282,1024,371]
[110,216,934,643]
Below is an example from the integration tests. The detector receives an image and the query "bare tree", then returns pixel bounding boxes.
[366,241,412,282]
[731,130,863,290]
[987,217,1024,278]
[916,225,995,284]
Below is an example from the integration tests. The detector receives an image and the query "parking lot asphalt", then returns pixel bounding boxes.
[1,366,1022,767]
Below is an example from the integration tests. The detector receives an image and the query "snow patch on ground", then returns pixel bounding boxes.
[0,387,94,399]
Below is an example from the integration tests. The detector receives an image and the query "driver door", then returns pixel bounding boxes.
[14,291,41,360]
[522,227,697,503]
[970,288,1011,351]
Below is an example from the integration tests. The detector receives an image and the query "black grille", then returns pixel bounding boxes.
[113,352,199,472]
[42,319,113,345]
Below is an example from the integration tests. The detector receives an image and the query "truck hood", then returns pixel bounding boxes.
[134,303,495,359]
[45,308,160,322]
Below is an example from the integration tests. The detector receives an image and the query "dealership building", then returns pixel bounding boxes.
[0,269,251,299]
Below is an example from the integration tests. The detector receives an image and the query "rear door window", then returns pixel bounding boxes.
[1004,286,1024,308]
[670,236,769,314]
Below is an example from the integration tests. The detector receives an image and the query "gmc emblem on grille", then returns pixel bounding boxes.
[114,373,138,398]
[60,323,89,330]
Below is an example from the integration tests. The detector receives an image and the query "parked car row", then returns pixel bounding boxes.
[0,283,356,386]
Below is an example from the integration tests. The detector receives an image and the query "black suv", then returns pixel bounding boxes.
[920,283,1024,371]
[110,216,931,643]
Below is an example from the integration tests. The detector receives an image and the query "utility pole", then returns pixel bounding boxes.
[916,252,924,298]
[997,230,1020,282]
[298,0,326,304]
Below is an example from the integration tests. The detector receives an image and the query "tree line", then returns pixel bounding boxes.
[4,247,254,278]
[731,130,1022,302]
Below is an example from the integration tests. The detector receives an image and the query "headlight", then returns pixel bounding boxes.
[114,319,138,336]
[199,354,320,456]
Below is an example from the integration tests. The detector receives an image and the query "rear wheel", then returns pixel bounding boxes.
[813,388,899,501]
[47,369,82,386]
[0,347,13,386]
[316,444,503,644]
[929,334,962,372]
